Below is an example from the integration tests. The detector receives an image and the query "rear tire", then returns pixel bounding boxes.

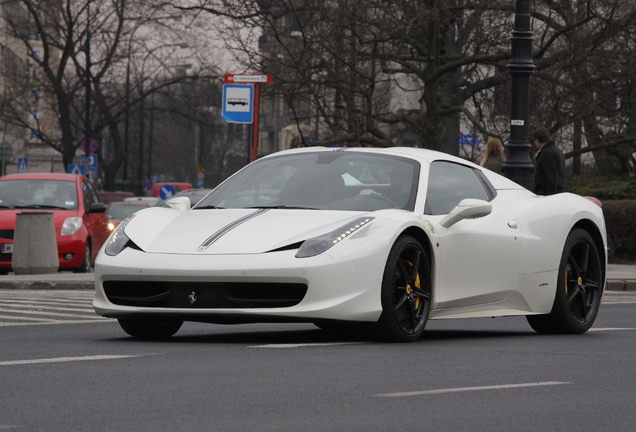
[374,235,431,342]
[118,318,183,339]
[527,228,604,334]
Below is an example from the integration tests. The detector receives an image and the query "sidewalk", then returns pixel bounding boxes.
[0,264,635,291]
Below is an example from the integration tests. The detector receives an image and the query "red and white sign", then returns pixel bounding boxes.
[80,138,98,154]
[224,74,273,84]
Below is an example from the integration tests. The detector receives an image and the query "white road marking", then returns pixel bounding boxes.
[0,319,110,327]
[0,302,95,313]
[0,298,91,306]
[0,354,144,367]
[375,382,571,397]
[589,327,636,332]
[0,314,52,322]
[0,307,99,319]
[251,342,365,348]
[602,292,636,304]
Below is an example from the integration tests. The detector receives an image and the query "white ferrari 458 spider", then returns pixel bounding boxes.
[94,147,607,342]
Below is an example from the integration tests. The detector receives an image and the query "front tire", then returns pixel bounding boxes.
[374,235,431,342]
[73,242,91,273]
[527,228,604,334]
[118,318,183,339]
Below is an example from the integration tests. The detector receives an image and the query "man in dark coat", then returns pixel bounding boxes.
[532,127,566,195]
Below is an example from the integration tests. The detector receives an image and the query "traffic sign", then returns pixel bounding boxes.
[459,134,479,145]
[67,164,86,175]
[17,158,28,173]
[88,154,98,171]
[224,74,273,84]
[222,84,254,124]
[80,138,98,154]
[158,184,177,200]
[195,179,204,188]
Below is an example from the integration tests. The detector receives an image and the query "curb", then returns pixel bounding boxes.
[606,280,636,292]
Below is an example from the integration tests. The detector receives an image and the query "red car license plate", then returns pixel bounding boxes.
[2,244,13,253]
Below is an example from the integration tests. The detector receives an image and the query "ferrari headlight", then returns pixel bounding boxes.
[296,217,374,258]
[60,217,83,236]
[104,215,135,256]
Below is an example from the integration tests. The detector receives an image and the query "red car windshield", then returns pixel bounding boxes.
[0,179,78,210]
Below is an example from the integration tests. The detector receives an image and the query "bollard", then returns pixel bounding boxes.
[12,211,59,275]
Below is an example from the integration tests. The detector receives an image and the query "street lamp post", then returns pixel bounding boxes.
[502,0,535,189]
[123,59,130,188]
[84,0,92,165]
[137,85,145,196]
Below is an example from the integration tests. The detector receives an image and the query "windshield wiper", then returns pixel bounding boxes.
[193,205,224,210]
[245,205,318,210]
[12,205,68,210]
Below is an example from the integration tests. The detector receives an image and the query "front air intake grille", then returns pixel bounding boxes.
[103,281,308,309]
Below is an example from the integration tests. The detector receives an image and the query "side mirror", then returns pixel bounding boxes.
[88,202,108,214]
[439,199,492,228]
[166,196,191,211]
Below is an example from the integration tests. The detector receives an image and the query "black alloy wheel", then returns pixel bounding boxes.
[118,318,183,339]
[527,228,604,334]
[376,235,431,342]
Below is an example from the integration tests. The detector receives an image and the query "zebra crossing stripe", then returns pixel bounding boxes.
[0,355,145,366]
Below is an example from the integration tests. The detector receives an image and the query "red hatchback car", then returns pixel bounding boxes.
[0,173,109,273]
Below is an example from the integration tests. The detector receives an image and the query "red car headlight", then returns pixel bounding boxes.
[60,217,83,236]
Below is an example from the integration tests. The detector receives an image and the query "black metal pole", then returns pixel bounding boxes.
[137,89,145,196]
[148,94,154,183]
[502,0,535,189]
[123,59,130,188]
[84,0,92,166]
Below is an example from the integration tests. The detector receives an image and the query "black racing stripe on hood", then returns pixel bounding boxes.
[197,208,269,252]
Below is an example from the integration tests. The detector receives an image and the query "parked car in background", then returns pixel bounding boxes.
[123,196,160,207]
[158,189,212,208]
[151,182,192,198]
[97,191,134,205]
[107,201,150,231]
[0,173,109,273]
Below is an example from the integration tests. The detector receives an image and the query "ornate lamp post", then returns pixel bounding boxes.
[502,0,535,189]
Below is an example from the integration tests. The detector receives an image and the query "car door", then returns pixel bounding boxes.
[81,179,109,257]
[424,161,524,309]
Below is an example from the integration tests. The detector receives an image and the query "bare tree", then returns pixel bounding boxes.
[163,0,636,176]
[0,0,224,190]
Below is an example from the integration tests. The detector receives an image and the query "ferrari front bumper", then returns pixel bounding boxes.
[93,244,390,323]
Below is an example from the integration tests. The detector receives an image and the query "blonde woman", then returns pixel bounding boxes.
[480,138,505,174]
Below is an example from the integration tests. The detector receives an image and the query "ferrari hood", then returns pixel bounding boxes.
[124,207,366,254]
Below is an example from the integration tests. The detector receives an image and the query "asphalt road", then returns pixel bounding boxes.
[1,290,635,431]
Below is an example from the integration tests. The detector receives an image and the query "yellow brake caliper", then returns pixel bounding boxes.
[564,266,582,296]
[405,261,421,310]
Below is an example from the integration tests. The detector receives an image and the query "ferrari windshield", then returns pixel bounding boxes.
[0,179,78,210]
[196,151,420,212]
